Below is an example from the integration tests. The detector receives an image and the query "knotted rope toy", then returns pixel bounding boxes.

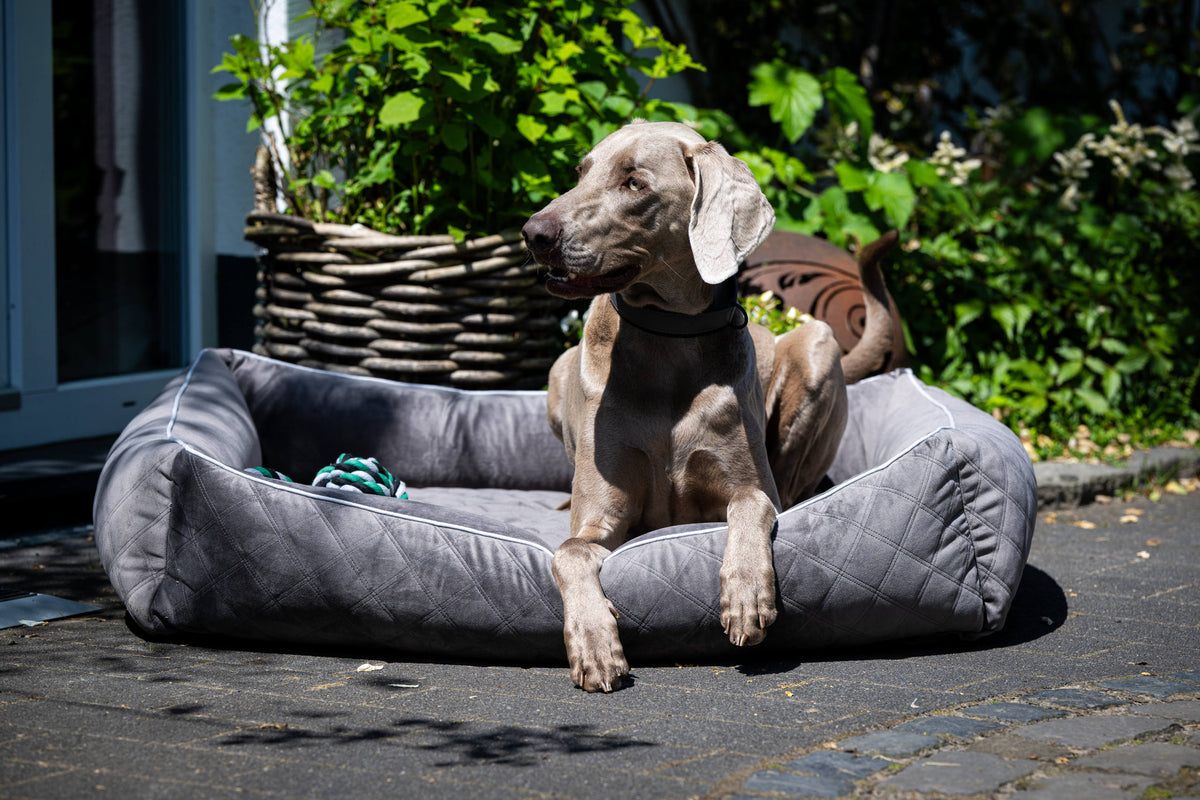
[245,454,408,499]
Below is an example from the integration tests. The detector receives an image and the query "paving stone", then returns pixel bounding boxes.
[961,702,1067,723]
[1171,670,1200,685]
[1012,715,1172,749]
[742,768,850,798]
[1023,688,1125,709]
[780,750,890,780]
[965,732,1073,762]
[879,751,1036,795]
[1074,742,1200,777]
[1130,699,1200,722]
[838,730,939,757]
[894,714,1003,738]
[1011,772,1155,800]
[1098,675,1197,698]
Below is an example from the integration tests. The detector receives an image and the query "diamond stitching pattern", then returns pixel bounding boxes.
[96,352,1036,662]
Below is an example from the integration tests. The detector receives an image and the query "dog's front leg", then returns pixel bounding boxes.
[552,532,628,692]
[720,486,779,646]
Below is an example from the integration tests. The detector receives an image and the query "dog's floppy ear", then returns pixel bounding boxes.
[687,141,776,284]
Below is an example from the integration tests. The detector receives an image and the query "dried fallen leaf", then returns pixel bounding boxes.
[1071,520,1097,529]
[1145,538,1163,546]
[1165,480,1188,496]
[357,663,384,673]
[1055,757,1071,764]
[1119,515,1139,524]
[1137,551,1151,559]
[1123,508,1145,516]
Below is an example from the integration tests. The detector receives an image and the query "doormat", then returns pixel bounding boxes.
[0,588,99,629]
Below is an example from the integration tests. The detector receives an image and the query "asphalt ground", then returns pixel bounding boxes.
[1,481,1198,798]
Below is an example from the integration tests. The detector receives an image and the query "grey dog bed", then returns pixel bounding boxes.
[94,348,1036,661]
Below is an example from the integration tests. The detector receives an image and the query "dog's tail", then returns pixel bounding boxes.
[840,230,899,385]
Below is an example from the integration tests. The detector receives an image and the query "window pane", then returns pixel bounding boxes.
[53,0,183,382]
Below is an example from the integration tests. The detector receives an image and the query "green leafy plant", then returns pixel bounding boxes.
[214,0,702,237]
[735,60,916,249]
[732,60,1200,456]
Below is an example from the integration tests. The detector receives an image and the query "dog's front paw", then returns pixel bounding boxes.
[564,602,629,692]
[719,564,778,647]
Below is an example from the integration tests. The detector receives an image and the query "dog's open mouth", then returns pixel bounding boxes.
[545,264,642,299]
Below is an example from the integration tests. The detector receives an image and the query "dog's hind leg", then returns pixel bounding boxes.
[764,320,849,509]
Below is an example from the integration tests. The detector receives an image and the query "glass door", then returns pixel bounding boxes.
[1,0,190,450]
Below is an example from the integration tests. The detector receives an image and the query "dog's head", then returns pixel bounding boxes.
[522,120,775,312]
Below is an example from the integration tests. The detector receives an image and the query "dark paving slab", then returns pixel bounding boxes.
[1075,742,1200,777]
[1014,772,1156,800]
[878,751,1038,795]
[1012,715,1175,748]
[893,714,1003,738]
[960,701,1066,722]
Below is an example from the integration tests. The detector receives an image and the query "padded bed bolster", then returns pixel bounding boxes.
[225,349,573,492]
[95,349,1037,661]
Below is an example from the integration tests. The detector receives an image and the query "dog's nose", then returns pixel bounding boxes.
[522,214,561,259]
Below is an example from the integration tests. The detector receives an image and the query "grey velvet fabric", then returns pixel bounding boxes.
[94,348,1036,661]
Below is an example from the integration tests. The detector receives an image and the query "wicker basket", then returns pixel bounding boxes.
[245,203,565,390]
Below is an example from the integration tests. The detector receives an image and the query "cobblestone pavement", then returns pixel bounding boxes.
[727,676,1200,799]
[1,488,1198,799]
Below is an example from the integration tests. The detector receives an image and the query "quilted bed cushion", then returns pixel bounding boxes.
[95,348,1036,662]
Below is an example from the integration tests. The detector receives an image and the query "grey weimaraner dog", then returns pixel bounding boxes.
[522,120,896,692]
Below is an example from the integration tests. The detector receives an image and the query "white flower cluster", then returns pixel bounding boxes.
[1161,116,1198,191]
[1054,100,1198,209]
[868,133,910,173]
[928,131,982,186]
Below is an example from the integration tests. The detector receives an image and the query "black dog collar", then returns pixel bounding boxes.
[609,277,748,337]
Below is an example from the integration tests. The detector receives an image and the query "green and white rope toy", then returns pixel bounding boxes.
[312,454,407,498]
[244,454,407,499]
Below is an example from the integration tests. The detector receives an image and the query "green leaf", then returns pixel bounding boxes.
[955,299,985,328]
[1075,386,1110,415]
[379,91,424,126]
[313,169,337,190]
[213,83,246,101]
[823,66,873,139]
[479,31,523,55]
[835,162,869,192]
[516,114,548,143]
[1102,368,1122,400]
[442,123,468,152]
[310,72,334,94]
[748,61,823,144]
[386,2,429,31]
[538,91,574,116]
[1114,351,1151,374]
[865,171,915,228]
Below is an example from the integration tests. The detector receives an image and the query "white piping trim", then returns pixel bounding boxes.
[163,350,556,558]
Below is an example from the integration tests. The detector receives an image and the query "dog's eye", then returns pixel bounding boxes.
[625,177,644,192]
